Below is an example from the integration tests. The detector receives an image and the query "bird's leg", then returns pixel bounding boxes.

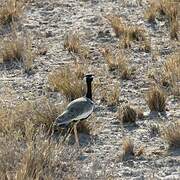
[74,123,79,147]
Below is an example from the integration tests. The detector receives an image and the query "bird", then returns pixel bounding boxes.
[53,74,95,146]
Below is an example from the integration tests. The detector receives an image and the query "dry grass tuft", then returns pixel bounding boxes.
[0,32,34,71]
[161,120,180,148]
[118,105,137,123]
[0,0,24,25]
[0,98,63,138]
[105,15,125,37]
[122,26,148,49]
[101,48,132,79]
[64,31,89,58]
[161,53,180,96]
[144,2,158,23]
[48,66,86,101]
[145,86,167,112]
[145,0,179,40]
[106,15,150,50]
[101,82,120,106]
[16,140,52,179]
[122,137,135,160]
[0,97,82,179]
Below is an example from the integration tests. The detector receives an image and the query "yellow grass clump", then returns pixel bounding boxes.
[122,137,135,160]
[101,82,120,106]
[105,15,125,37]
[117,105,137,124]
[0,32,34,71]
[145,0,179,40]
[0,0,24,25]
[101,48,132,79]
[161,120,180,148]
[64,31,89,58]
[48,66,86,101]
[161,53,180,96]
[146,86,167,112]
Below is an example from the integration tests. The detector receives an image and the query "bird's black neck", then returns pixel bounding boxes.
[86,81,92,100]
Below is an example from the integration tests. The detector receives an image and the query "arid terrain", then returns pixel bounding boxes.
[0,0,179,179]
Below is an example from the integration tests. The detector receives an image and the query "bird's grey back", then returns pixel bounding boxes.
[55,97,94,126]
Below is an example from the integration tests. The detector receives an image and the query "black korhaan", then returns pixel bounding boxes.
[54,74,94,145]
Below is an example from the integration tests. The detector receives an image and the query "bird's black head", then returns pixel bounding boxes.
[85,74,94,82]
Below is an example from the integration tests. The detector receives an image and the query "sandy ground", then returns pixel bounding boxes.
[0,0,180,179]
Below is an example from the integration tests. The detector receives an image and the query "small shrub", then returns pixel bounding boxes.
[48,66,86,101]
[145,86,167,112]
[161,120,180,148]
[118,105,137,123]
[0,0,24,25]
[0,32,34,71]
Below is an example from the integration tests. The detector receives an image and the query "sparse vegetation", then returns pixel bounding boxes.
[161,53,180,96]
[0,0,24,25]
[145,0,179,40]
[48,66,86,101]
[146,86,167,112]
[101,82,120,106]
[117,105,137,124]
[101,48,132,79]
[64,31,89,58]
[105,15,125,37]
[161,120,180,148]
[0,0,179,178]
[0,32,34,71]
[0,97,83,178]
[121,137,135,160]
[106,15,151,50]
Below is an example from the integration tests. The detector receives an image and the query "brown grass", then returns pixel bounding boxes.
[0,98,63,138]
[145,86,167,112]
[64,31,89,58]
[122,137,135,160]
[0,97,83,179]
[48,65,86,101]
[101,82,120,106]
[106,15,150,50]
[145,0,179,40]
[100,48,132,79]
[105,15,125,37]
[0,32,34,71]
[161,120,180,148]
[117,105,137,124]
[0,0,24,25]
[161,53,180,96]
